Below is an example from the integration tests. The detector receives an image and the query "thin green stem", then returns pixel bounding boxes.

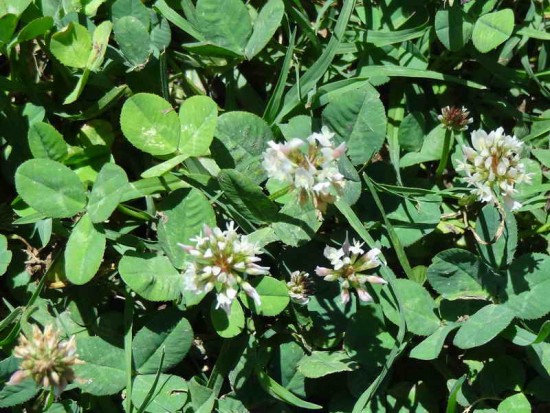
[363,175,415,280]
[124,290,134,413]
[436,129,453,178]
[268,185,292,201]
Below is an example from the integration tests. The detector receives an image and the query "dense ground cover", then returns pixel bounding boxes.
[0,0,549,411]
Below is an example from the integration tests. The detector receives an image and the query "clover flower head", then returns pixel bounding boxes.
[179,221,269,314]
[8,324,82,395]
[262,126,347,218]
[287,271,314,305]
[438,106,473,131]
[315,239,386,304]
[456,127,532,210]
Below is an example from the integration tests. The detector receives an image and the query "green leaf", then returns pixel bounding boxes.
[398,112,426,153]
[15,159,86,219]
[178,95,218,157]
[119,253,181,301]
[0,378,38,408]
[87,21,112,71]
[243,275,289,317]
[393,279,440,336]
[475,204,517,268]
[87,163,129,223]
[0,0,31,16]
[82,0,107,16]
[427,249,499,300]
[504,321,550,346]
[472,9,514,53]
[0,234,12,276]
[272,199,321,247]
[244,0,284,59]
[497,393,531,413]
[111,0,150,28]
[120,93,180,156]
[503,253,550,320]
[188,377,216,412]
[150,17,171,53]
[213,111,273,184]
[445,375,466,413]
[64,214,106,285]
[434,6,473,51]
[210,299,245,338]
[153,0,205,42]
[157,188,215,269]
[133,307,193,374]
[344,306,395,369]
[63,69,91,105]
[0,14,18,45]
[113,16,151,67]
[297,351,353,379]
[218,169,278,224]
[73,336,126,396]
[386,195,442,248]
[28,122,68,161]
[410,323,459,360]
[322,86,387,165]
[453,304,514,349]
[532,149,550,168]
[400,125,446,167]
[131,374,188,413]
[195,0,252,54]
[14,16,53,44]
[50,22,92,69]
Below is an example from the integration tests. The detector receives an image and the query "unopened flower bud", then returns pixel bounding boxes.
[287,271,314,305]
[438,106,473,131]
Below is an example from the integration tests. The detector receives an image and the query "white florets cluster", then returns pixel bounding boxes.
[456,128,532,210]
[315,239,386,304]
[262,126,347,217]
[179,222,269,314]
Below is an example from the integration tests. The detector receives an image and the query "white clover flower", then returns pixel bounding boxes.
[456,127,532,210]
[179,221,269,314]
[8,324,83,395]
[438,106,473,131]
[315,239,386,304]
[262,126,347,217]
[287,271,314,305]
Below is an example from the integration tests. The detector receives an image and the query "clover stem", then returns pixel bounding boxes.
[268,185,292,201]
[436,129,453,179]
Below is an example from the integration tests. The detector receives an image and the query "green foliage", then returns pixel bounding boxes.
[119,254,181,301]
[132,308,193,373]
[64,214,106,285]
[15,159,86,219]
[120,93,180,156]
[472,9,514,53]
[0,0,548,411]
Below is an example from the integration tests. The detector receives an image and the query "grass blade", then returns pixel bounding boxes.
[274,0,357,123]
[263,28,296,124]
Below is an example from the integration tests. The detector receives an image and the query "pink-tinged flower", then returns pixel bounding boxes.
[287,271,314,305]
[438,106,473,131]
[262,126,347,218]
[456,127,532,210]
[315,239,386,304]
[8,324,83,395]
[179,221,269,314]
